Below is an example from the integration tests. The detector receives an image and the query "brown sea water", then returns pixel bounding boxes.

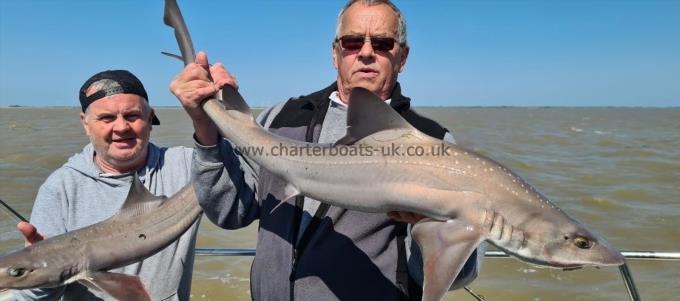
[0,107,678,300]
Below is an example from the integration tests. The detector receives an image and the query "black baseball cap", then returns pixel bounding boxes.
[79,70,160,125]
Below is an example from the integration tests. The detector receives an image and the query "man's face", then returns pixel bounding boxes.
[333,2,409,102]
[80,94,153,173]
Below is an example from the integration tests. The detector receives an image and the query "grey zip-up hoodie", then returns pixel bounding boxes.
[10,143,199,301]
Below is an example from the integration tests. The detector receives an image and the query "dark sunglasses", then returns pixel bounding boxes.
[336,35,400,52]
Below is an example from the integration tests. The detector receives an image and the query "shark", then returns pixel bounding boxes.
[212,87,625,300]
[0,178,201,301]
[162,1,625,300]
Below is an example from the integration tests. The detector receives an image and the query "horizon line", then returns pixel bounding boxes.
[3,105,679,109]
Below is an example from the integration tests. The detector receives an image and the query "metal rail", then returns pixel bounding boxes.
[196,248,680,260]
[1,248,673,300]
[195,248,680,301]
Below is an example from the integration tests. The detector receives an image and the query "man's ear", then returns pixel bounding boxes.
[80,112,91,136]
[398,46,409,73]
[332,43,339,70]
[149,110,155,130]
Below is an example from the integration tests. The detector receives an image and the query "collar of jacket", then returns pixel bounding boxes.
[301,82,411,113]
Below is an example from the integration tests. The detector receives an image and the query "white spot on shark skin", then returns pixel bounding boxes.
[33,261,48,268]
[489,168,494,172]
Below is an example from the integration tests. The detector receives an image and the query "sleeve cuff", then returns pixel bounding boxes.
[193,135,224,165]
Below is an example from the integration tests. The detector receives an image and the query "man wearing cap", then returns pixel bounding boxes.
[11,70,199,301]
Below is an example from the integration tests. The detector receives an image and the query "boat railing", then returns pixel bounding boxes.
[195,248,680,301]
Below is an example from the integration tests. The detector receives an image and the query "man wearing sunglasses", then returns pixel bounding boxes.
[172,0,482,300]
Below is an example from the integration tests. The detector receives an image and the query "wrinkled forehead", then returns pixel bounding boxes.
[86,93,146,113]
[339,3,399,36]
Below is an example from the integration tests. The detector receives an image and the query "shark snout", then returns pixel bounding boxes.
[597,247,625,266]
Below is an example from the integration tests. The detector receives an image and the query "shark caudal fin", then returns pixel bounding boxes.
[163,0,196,66]
[412,218,483,301]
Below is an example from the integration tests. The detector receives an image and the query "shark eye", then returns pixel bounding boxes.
[574,236,593,249]
[8,267,27,277]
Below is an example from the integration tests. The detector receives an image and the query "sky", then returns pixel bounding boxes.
[1,0,679,108]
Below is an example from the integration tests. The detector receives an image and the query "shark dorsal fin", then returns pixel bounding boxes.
[219,85,252,115]
[335,87,418,146]
[119,176,164,211]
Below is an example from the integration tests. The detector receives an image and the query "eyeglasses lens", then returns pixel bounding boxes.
[370,37,395,51]
[339,36,396,52]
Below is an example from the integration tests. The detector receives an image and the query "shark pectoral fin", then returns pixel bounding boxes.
[412,218,482,301]
[78,271,151,301]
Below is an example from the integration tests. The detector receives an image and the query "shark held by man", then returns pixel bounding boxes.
[0,178,201,301]
[162,1,624,300]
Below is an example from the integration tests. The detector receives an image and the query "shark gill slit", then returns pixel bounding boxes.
[486,209,527,251]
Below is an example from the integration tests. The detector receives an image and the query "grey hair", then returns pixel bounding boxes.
[334,0,408,47]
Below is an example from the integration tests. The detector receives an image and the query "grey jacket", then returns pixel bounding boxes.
[10,143,199,301]
[193,83,482,300]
